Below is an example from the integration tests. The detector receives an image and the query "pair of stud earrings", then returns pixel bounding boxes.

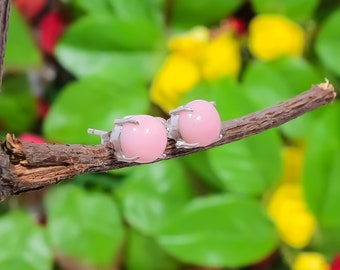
[88,100,222,164]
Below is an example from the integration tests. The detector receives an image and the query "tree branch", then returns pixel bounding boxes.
[0,81,336,199]
[0,0,11,90]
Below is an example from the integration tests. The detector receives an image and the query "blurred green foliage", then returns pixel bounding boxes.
[4,6,42,71]
[0,75,37,132]
[43,74,150,144]
[157,195,279,267]
[251,0,319,21]
[1,0,340,269]
[0,211,52,269]
[304,105,340,227]
[56,12,164,80]
[46,185,124,265]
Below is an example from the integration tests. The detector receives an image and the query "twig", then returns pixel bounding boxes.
[0,81,336,199]
[0,0,11,90]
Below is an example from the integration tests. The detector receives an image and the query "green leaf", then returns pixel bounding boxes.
[209,131,282,196]
[173,0,244,28]
[242,59,320,138]
[45,185,124,266]
[0,211,52,270]
[242,61,291,108]
[116,159,193,235]
[125,228,180,270]
[313,225,340,259]
[267,56,323,92]
[250,0,319,21]
[4,6,42,71]
[157,195,278,268]
[315,9,340,77]
[65,0,114,13]
[110,0,164,24]
[303,103,340,227]
[71,173,123,192]
[181,152,223,191]
[242,59,316,111]
[0,75,37,132]
[56,13,164,80]
[43,74,149,144]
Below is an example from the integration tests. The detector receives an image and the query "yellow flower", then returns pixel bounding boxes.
[200,33,241,80]
[248,14,305,60]
[268,183,316,248]
[281,145,305,184]
[151,27,241,112]
[268,145,315,248]
[151,54,200,112]
[168,26,209,60]
[293,252,330,270]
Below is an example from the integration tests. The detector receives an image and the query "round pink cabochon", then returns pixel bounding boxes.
[178,100,221,147]
[120,115,167,163]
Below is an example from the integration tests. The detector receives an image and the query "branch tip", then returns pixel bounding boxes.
[318,78,335,93]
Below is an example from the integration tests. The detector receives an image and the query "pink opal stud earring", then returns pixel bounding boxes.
[88,115,168,163]
[167,100,222,148]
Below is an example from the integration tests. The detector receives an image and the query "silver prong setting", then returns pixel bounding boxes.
[166,114,180,141]
[114,116,139,126]
[87,128,111,145]
[169,105,193,115]
[175,140,199,149]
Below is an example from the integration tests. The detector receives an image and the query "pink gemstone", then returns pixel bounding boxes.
[178,100,221,147]
[119,115,167,163]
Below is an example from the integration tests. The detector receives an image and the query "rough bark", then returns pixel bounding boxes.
[0,81,337,199]
[0,0,11,90]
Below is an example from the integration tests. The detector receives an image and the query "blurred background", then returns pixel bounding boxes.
[0,0,340,269]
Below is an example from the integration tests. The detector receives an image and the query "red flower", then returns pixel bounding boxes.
[210,17,246,39]
[39,11,67,55]
[19,133,45,144]
[37,97,50,118]
[224,18,247,35]
[331,254,340,270]
[13,0,46,20]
